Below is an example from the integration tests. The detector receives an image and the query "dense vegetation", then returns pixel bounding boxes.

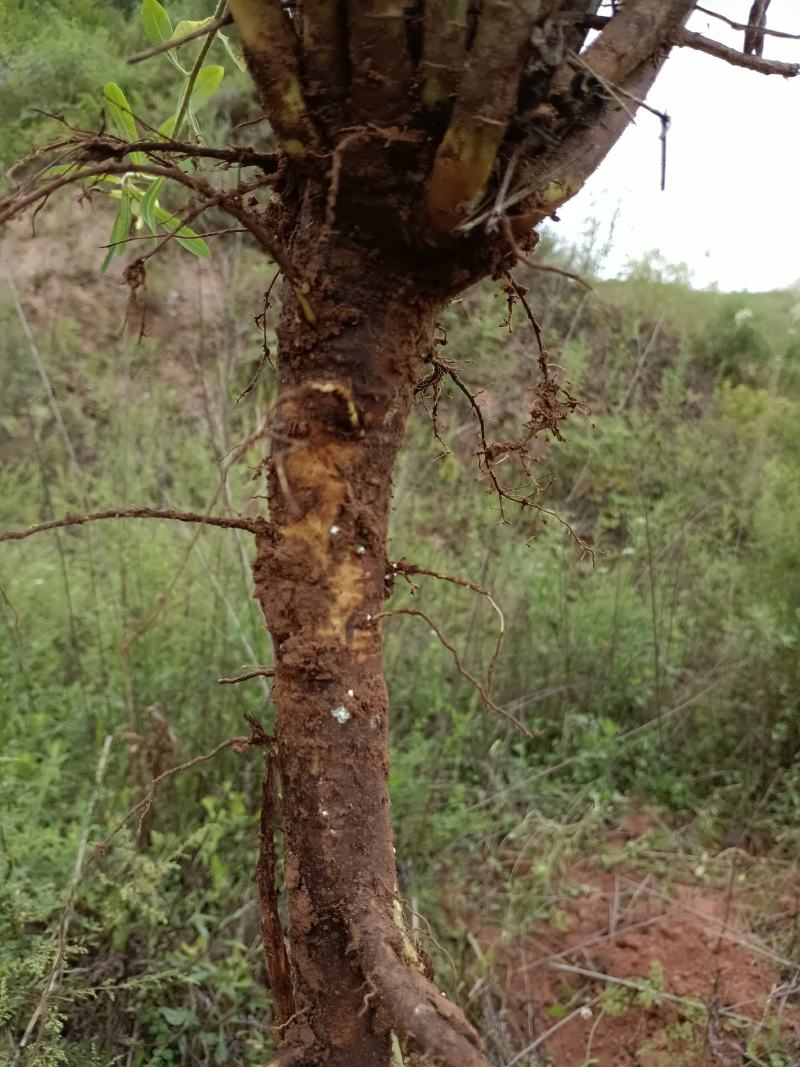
[2,3,799,1065]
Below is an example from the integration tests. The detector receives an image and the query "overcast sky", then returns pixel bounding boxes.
[551,1,800,292]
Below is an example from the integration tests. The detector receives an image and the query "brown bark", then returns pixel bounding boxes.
[252,210,481,1064]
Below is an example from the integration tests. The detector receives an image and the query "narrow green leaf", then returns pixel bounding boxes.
[101,189,133,272]
[103,83,138,141]
[141,0,172,45]
[153,204,212,260]
[139,177,164,234]
[103,83,146,165]
[190,65,224,110]
[218,33,247,73]
[158,116,177,139]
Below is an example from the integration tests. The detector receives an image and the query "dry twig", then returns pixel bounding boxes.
[391,559,506,694]
[0,507,259,544]
[218,667,275,685]
[375,607,531,737]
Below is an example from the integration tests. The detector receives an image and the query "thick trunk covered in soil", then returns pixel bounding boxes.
[252,225,480,1065]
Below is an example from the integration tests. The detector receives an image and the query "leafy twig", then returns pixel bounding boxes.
[128,12,234,65]
[173,1,228,140]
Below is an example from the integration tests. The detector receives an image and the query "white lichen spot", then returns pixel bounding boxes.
[330,705,351,724]
[347,688,354,698]
[329,525,341,535]
[369,715,379,730]
[319,808,329,817]
[385,573,392,580]
[579,1005,593,1020]
[366,614,372,622]
[622,546,636,556]
[356,545,366,554]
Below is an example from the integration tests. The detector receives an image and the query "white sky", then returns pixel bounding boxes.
[551,1,800,292]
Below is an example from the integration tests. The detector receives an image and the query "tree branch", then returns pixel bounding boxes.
[1,162,253,226]
[63,130,278,172]
[390,559,506,693]
[0,160,315,320]
[128,12,234,64]
[375,607,531,736]
[228,0,321,158]
[676,27,800,75]
[694,5,800,43]
[0,508,260,544]
[174,0,228,140]
[218,667,275,685]
[582,10,800,74]
[426,0,548,233]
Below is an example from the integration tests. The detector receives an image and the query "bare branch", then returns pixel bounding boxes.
[128,12,234,63]
[426,0,549,233]
[421,0,468,108]
[583,9,800,73]
[70,133,278,172]
[303,0,349,121]
[97,734,254,856]
[228,0,321,158]
[694,4,800,42]
[518,259,594,291]
[218,667,275,685]
[349,0,415,124]
[0,508,259,544]
[676,26,799,75]
[375,607,532,737]
[391,559,506,693]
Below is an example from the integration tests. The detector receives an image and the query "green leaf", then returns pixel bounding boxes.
[101,189,133,272]
[218,32,247,73]
[139,177,164,234]
[103,83,147,165]
[103,83,138,142]
[172,17,214,42]
[158,115,177,139]
[153,204,212,260]
[160,1006,197,1028]
[190,65,224,110]
[141,0,172,45]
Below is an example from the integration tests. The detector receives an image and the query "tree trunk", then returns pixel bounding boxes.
[252,225,446,1065]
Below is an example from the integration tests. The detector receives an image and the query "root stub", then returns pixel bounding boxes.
[355,905,491,1067]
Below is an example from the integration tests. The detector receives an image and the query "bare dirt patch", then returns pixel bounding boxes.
[463,818,800,1065]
